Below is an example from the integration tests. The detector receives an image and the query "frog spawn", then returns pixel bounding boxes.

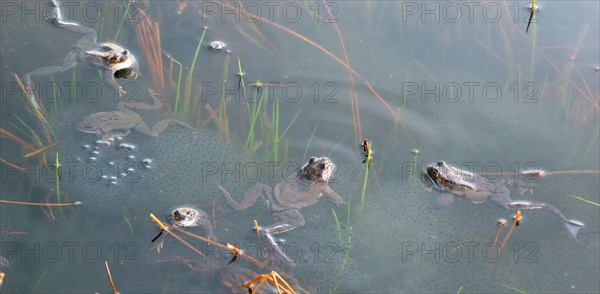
[77,139,150,187]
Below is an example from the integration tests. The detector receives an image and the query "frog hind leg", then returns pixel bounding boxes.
[133,119,197,137]
[217,183,273,211]
[506,200,585,240]
[489,193,511,209]
[259,209,305,270]
[264,209,305,235]
[121,88,164,111]
[432,193,456,208]
[258,229,296,270]
[196,218,216,241]
[47,0,97,44]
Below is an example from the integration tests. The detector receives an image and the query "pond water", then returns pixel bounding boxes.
[1,1,598,293]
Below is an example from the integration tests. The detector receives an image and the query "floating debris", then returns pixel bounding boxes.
[208,40,226,52]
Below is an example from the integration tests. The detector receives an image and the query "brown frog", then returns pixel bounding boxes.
[167,205,215,240]
[78,88,195,142]
[425,161,585,239]
[218,156,345,265]
[24,0,139,97]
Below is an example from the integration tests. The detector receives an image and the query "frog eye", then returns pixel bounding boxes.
[123,50,129,56]
[319,162,326,170]
[173,210,180,219]
[309,157,317,164]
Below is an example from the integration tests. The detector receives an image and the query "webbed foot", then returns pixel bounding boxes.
[563,219,585,240]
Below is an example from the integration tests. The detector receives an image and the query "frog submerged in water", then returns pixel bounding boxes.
[78,88,195,143]
[425,161,584,239]
[218,156,345,265]
[24,0,139,98]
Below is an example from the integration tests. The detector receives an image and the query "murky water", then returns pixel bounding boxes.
[1,1,598,293]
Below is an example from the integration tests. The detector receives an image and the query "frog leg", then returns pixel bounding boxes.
[324,186,345,205]
[196,218,216,241]
[47,0,97,44]
[120,88,164,111]
[103,71,126,96]
[133,119,196,137]
[489,193,511,209]
[264,209,305,234]
[506,200,585,240]
[217,183,273,211]
[432,193,456,208]
[258,229,296,269]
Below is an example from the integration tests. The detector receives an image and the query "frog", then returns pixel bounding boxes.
[24,0,139,98]
[218,156,345,265]
[77,88,195,143]
[425,161,585,239]
[167,205,215,240]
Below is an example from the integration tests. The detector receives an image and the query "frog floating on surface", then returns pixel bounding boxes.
[24,0,139,98]
[167,205,215,240]
[425,161,584,239]
[218,156,345,266]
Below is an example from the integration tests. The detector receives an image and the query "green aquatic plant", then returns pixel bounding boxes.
[55,148,63,215]
[525,0,536,34]
[568,194,600,207]
[245,81,265,152]
[360,139,372,209]
[181,27,208,120]
[302,125,318,160]
[166,54,184,114]
[112,0,133,43]
[500,283,529,294]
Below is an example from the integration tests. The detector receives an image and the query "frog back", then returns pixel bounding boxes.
[273,179,326,210]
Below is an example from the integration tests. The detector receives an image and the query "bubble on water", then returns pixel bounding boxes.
[95,140,103,146]
[127,155,135,160]
[127,167,135,173]
[114,136,123,141]
[119,173,127,178]
[82,144,90,150]
[108,181,117,187]
[92,151,100,155]
[119,143,128,150]
[208,40,226,52]
[88,157,97,163]
[126,144,136,151]
[101,175,108,180]
[108,161,115,166]
[142,158,153,166]
[109,176,117,181]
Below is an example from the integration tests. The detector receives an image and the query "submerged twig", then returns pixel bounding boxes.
[0,199,81,207]
[104,261,118,294]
